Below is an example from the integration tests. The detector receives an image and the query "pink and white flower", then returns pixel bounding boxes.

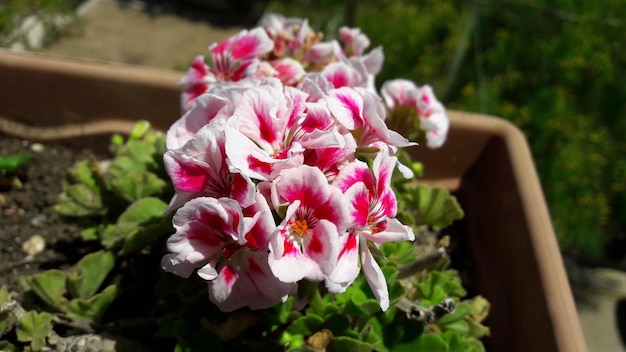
[161,196,294,311]
[327,148,414,310]
[381,79,450,149]
[268,165,350,283]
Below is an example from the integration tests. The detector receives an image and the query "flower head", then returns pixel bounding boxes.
[163,12,451,313]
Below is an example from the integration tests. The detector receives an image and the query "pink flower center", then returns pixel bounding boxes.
[221,242,242,261]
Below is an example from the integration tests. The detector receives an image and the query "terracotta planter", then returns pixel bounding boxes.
[0,49,587,351]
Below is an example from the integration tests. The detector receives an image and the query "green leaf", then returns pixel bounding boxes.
[361,316,385,351]
[100,224,125,250]
[442,330,466,352]
[108,156,147,182]
[67,251,115,299]
[0,154,31,172]
[117,197,168,236]
[397,333,447,352]
[464,317,490,339]
[436,302,471,325]
[0,286,9,305]
[16,311,52,351]
[440,319,470,336]
[80,227,99,241]
[67,284,118,323]
[286,315,325,336]
[129,120,151,140]
[55,183,105,217]
[117,198,169,255]
[67,159,100,190]
[343,297,381,318]
[0,287,10,335]
[416,271,466,303]
[320,314,351,336]
[120,217,170,255]
[20,270,68,312]
[412,185,464,229]
[111,170,166,203]
[329,336,375,352]
[0,341,17,352]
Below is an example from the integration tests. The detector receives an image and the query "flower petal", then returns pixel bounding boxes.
[360,239,389,311]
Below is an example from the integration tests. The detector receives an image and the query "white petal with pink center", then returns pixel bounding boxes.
[268,165,350,283]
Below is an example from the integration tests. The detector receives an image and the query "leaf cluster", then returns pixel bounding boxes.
[54,120,174,255]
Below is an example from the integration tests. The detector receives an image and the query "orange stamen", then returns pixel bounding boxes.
[221,243,240,261]
[290,219,309,237]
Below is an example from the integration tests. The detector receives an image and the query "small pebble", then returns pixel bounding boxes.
[10,176,23,189]
[30,214,47,227]
[30,143,45,153]
[22,234,46,257]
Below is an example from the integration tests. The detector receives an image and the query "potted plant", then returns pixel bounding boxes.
[0,13,585,351]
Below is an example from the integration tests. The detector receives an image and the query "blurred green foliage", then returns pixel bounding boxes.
[269,0,626,261]
[0,0,78,46]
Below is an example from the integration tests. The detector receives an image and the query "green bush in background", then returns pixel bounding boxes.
[269,0,626,261]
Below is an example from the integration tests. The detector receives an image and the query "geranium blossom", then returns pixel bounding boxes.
[161,195,295,311]
[268,165,350,283]
[381,79,450,149]
[162,12,451,312]
[326,148,414,310]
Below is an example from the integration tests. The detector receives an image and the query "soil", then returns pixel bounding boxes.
[0,134,102,292]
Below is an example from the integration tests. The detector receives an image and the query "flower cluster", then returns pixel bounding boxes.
[161,13,450,312]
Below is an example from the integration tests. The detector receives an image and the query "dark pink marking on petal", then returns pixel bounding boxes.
[378,191,397,218]
[326,70,350,88]
[190,57,208,76]
[308,233,324,254]
[231,34,264,59]
[338,234,357,258]
[247,257,266,276]
[184,83,209,104]
[221,265,236,285]
[231,59,255,81]
[173,163,207,192]
[283,238,297,256]
[351,190,371,227]
[246,155,272,177]
[334,91,363,128]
